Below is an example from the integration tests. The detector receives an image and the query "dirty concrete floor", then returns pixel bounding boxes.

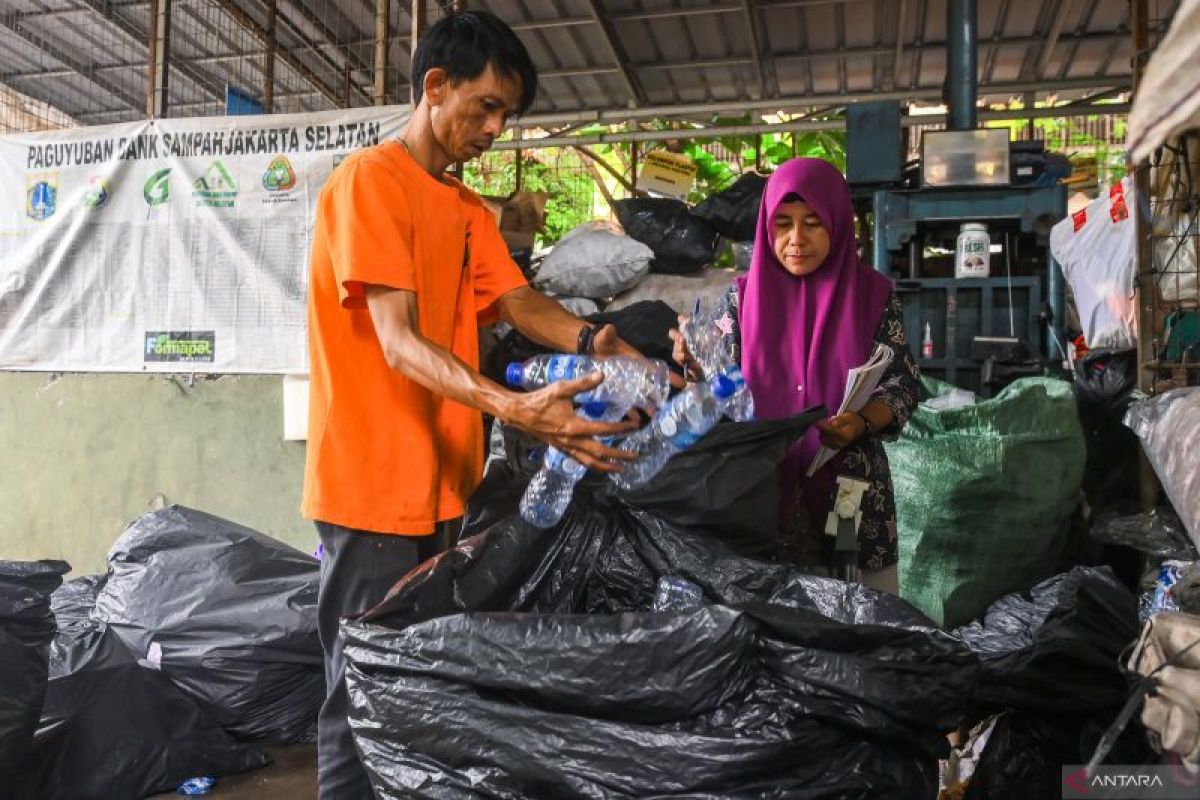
[150,744,316,799]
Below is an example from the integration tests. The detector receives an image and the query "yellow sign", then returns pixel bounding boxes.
[638,151,697,200]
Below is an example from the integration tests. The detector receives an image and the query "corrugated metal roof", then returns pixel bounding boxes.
[0,0,1181,127]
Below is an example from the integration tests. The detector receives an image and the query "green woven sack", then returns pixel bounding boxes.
[885,377,1085,627]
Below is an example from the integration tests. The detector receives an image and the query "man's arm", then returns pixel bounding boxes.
[364,285,635,471]
[495,285,641,358]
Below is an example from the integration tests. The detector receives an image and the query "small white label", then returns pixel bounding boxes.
[139,641,163,670]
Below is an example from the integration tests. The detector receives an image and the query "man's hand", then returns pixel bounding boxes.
[591,323,639,359]
[668,315,704,382]
[815,412,867,450]
[503,373,639,472]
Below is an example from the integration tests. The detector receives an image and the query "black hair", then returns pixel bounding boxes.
[411,11,538,116]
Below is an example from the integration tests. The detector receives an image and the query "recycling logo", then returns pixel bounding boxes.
[263,156,297,193]
[193,161,237,208]
[144,168,171,206]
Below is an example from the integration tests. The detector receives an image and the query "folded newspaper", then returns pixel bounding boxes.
[806,343,894,477]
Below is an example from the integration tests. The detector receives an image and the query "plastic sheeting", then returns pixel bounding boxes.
[344,492,1142,800]
[0,560,66,784]
[16,575,268,800]
[614,198,722,274]
[535,223,654,299]
[1090,508,1198,562]
[1127,0,1200,163]
[92,505,324,743]
[887,377,1086,628]
[1126,387,1200,547]
[691,173,767,242]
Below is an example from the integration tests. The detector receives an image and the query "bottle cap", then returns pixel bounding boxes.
[712,374,737,399]
[505,362,524,386]
[580,401,608,418]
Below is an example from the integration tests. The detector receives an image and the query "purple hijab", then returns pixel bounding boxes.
[736,158,893,509]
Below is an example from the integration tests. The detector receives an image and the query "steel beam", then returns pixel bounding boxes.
[582,0,645,106]
[1036,0,1075,79]
[0,15,143,112]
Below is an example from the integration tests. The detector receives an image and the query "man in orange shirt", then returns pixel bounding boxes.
[302,11,640,798]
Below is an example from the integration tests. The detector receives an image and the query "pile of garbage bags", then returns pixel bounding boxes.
[1125,386,1200,548]
[344,488,1144,799]
[1,506,325,799]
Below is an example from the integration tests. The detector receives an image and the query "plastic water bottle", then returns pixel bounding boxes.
[520,401,625,528]
[506,355,670,409]
[177,777,216,796]
[652,576,704,612]
[612,367,744,491]
[679,299,755,422]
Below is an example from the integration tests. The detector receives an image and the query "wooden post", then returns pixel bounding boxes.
[263,0,276,112]
[515,147,523,193]
[631,141,639,196]
[411,0,427,52]
[146,0,171,117]
[374,0,390,105]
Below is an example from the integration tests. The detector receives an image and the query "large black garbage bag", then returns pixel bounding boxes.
[465,413,823,557]
[481,300,680,386]
[691,172,767,242]
[953,568,1147,796]
[1073,349,1140,511]
[614,198,721,274]
[0,560,66,783]
[92,505,324,743]
[18,575,268,800]
[345,499,977,798]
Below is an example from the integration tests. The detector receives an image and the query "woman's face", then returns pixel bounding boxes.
[771,200,831,277]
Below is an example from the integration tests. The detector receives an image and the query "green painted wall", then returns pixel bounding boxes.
[0,372,310,576]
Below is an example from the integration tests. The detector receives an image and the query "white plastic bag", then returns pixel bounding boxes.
[1049,178,1137,350]
[1125,387,1200,547]
[534,223,653,299]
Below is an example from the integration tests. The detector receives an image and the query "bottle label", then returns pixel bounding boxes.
[545,355,579,383]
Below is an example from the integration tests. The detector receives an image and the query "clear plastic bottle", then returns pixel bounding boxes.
[506,355,670,409]
[519,401,623,528]
[612,367,744,491]
[679,299,755,422]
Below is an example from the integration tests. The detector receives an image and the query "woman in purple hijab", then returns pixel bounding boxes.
[674,158,919,592]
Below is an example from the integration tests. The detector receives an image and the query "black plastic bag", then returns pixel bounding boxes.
[92,505,324,743]
[482,300,680,387]
[614,198,721,274]
[1089,507,1198,561]
[17,575,268,800]
[1073,349,1140,511]
[691,173,767,242]
[465,413,824,557]
[0,560,66,783]
[345,498,979,798]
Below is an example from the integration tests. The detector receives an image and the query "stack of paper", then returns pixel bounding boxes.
[806,343,894,477]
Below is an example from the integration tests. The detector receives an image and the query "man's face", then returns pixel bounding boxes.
[426,65,523,163]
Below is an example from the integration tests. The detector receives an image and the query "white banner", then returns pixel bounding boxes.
[0,105,409,373]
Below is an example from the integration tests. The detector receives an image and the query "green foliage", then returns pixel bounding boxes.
[464,154,595,247]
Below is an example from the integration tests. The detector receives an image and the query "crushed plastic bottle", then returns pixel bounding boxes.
[506,354,670,409]
[679,299,755,422]
[177,777,216,796]
[520,402,627,528]
[652,575,704,612]
[612,367,745,491]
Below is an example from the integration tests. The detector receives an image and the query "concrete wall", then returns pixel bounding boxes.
[0,372,310,576]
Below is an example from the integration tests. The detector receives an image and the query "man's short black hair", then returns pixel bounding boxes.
[411,11,538,116]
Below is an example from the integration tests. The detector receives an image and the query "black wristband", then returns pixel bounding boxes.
[576,324,596,355]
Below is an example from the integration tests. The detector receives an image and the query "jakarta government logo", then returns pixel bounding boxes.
[193,160,237,208]
[82,176,110,209]
[263,156,297,192]
[26,176,57,221]
[144,168,171,206]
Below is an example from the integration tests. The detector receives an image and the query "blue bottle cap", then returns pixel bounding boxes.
[505,362,524,386]
[712,374,737,400]
[580,401,608,418]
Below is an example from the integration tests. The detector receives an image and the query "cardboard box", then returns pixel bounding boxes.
[483,191,548,250]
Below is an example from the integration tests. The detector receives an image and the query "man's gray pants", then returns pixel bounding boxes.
[314,520,457,800]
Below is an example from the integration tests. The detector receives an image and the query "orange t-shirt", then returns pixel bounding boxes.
[301,141,526,535]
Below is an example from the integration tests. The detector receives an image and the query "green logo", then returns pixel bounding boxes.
[193,161,237,208]
[82,176,110,209]
[144,168,171,206]
[144,331,215,363]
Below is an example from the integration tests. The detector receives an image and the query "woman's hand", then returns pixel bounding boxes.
[815,412,867,450]
[668,315,704,382]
